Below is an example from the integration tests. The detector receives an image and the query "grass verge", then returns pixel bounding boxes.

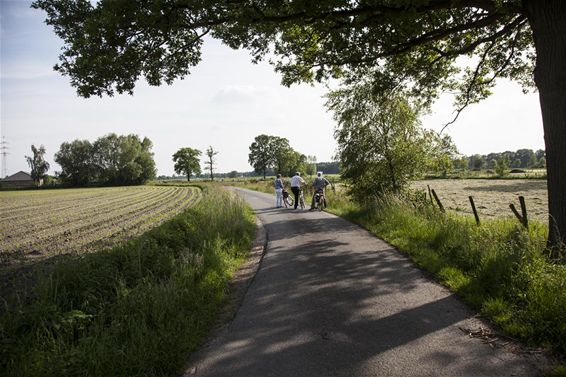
[0,187,255,377]
[328,194,566,361]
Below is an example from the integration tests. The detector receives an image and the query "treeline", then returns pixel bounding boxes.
[55,134,156,186]
[457,149,545,171]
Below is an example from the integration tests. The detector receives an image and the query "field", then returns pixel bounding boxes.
[0,186,202,267]
[411,179,548,223]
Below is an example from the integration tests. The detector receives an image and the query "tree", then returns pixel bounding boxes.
[204,146,218,181]
[173,147,201,181]
[92,134,156,185]
[248,134,274,179]
[469,154,486,171]
[306,155,317,177]
[25,145,50,186]
[32,0,566,246]
[328,83,439,201]
[228,170,238,179]
[55,139,96,185]
[495,156,510,177]
[270,137,293,175]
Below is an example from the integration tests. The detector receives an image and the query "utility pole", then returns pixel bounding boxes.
[0,136,8,178]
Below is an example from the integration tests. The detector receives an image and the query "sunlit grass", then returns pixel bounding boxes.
[0,187,255,377]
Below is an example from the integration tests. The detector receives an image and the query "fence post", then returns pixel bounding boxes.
[431,189,445,213]
[519,196,529,229]
[427,185,433,205]
[469,196,480,226]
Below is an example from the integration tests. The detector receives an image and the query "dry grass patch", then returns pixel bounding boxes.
[412,179,548,223]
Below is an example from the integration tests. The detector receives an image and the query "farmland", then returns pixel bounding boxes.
[0,186,201,267]
[411,179,548,223]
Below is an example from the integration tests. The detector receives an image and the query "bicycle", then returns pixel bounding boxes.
[313,189,326,211]
[282,189,294,208]
[311,182,334,211]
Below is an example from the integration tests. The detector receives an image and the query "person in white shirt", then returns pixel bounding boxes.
[274,174,284,208]
[290,172,306,209]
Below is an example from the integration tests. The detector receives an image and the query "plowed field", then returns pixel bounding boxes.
[0,186,201,266]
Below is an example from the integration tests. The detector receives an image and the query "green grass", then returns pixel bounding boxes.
[327,194,566,360]
[0,187,255,377]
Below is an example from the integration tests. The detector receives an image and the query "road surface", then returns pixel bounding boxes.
[186,189,543,377]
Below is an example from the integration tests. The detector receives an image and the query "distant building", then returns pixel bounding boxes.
[0,171,40,188]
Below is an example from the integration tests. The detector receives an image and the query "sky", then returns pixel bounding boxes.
[0,0,545,177]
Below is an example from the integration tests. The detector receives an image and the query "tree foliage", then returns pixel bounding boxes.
[248,134,274,179]
[248,134,307,177]
[328,82,456,202]
[173,147,201,181]
[494,156,510,177]
[55,134,156,186]
[25,145,50,186]
[54,139,96,186]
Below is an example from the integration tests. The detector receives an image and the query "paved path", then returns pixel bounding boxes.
[186,189,543,377]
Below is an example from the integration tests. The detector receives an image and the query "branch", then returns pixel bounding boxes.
[440,19,526,133]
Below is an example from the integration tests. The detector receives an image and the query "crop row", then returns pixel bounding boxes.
[2,186,155,222]
[2,187,173,239]
[2,187,189,253]
[0,186,201,265]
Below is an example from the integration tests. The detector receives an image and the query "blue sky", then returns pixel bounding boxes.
[1,0,545,177]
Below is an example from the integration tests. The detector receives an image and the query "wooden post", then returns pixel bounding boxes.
[509,198,529,229]
[427,185,433,205]
[469,196,480,225]
[519,196,529,229]
[431,189,445,212]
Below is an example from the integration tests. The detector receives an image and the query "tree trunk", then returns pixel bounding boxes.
[525,0,566,251]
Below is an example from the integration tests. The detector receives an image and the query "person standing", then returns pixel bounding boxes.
[310,171,330,210]
[290,172,305,210]
[274,174,284,208]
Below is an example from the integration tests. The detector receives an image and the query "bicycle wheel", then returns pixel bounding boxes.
[318,196,325,211]
[284,196,294,207]
[299,193,305,209]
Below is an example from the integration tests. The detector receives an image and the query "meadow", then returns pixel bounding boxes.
[412,179,548,223]
[0,186,201,267]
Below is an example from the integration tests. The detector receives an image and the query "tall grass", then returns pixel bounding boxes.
[328,193,566,359]
[0,187,255,377]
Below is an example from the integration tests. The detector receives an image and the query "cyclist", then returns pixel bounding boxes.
[310,171,330,210]
[290,172,306,210]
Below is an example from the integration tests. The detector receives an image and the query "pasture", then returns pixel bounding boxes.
[0,186,201,267]
[411,179,548,223]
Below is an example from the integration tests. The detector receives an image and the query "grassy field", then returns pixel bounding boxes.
[1,186,255,377]
[0,186,201,267]
[412,179,548,222]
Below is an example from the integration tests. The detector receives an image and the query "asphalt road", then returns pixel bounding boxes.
[186,188,543,377]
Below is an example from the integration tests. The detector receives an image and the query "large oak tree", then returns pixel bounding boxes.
[33,0,566,248]
[173,147,202,181]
